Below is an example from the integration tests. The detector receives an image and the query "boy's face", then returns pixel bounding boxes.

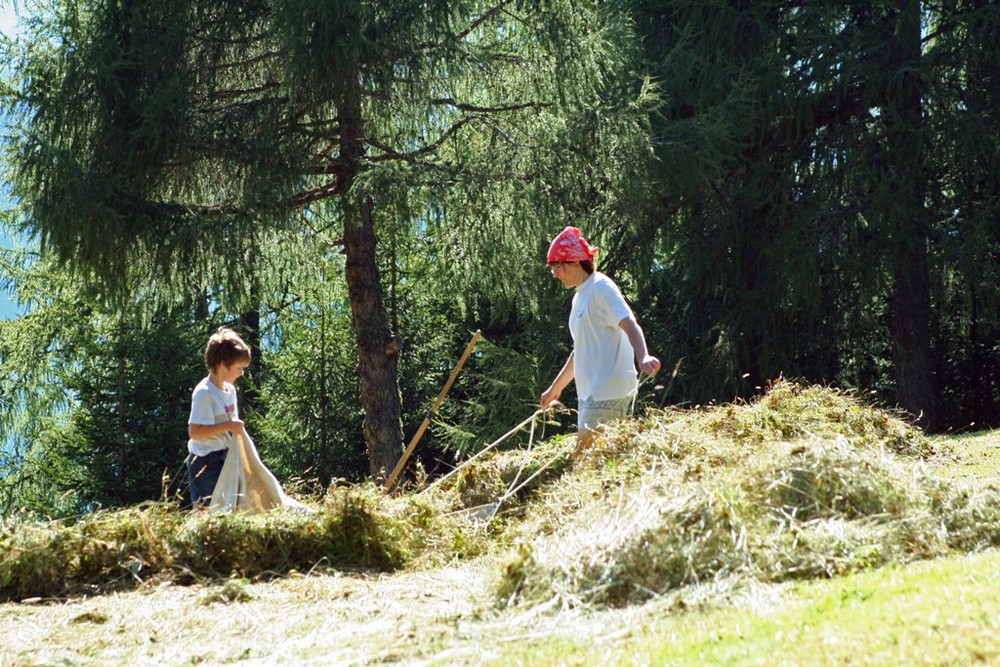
[220,360,250,384]
[549,262,585,289]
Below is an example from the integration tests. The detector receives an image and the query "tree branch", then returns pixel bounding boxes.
[367,115,482,163]
[302,160,351,177]
[456,0,519,40]
[753,82,871,162]
[428,98,550,113]
[210,81,282,101]
[289,180,343,207]
[204,50,282,73]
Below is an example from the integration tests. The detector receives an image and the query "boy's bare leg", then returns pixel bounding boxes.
[571,427,598,460]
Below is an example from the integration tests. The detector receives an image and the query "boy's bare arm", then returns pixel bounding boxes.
[188,419,245,440]
[619,316,661,377]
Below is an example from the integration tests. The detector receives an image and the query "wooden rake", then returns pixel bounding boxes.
[383,329,481,493]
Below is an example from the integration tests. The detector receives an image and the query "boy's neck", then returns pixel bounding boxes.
[208,370,228,390]
[567,264,592,289]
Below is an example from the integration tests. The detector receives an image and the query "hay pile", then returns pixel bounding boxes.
[489,381,1000,609]
[4,380,998,611]
[0,485,485,601]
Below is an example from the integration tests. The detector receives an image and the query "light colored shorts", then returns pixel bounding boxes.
[577,394,634,433]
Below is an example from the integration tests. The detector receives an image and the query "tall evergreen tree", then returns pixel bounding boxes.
[0,246,208,514]
[879,0,934,427]
[622,0,1000,429]
[2,0,650,477]
[923,1,1000,427]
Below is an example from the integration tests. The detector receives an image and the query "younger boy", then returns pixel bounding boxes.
[186,327,251,507]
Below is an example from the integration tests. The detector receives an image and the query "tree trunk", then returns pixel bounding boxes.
[892,235,933,427]
[238,305,261,412]
[886,0,935,429]
[344,196,404,480]
[116,312,128,501]
[338,76,404,480]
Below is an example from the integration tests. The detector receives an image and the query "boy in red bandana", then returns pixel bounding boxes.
[540,227,661,459]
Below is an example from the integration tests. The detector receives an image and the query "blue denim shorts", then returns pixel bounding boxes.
[187,449,227,506]
[577,395,634,433]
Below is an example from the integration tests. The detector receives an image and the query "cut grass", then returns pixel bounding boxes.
[4,546,999,665]
[490,382,1000,610]
[487,548,1000,667]
[928,430,1000,482]
[1,381,1000,665]
[0,484,488,601]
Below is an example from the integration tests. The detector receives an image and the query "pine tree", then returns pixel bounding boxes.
[2,1,650,477]
[0,246,207,514]
[621,0,1000,429]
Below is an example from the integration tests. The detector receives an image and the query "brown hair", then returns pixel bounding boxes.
[580,259,595,275]
[204,327,252,370]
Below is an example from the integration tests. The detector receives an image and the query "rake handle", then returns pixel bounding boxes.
[383,329,481,492]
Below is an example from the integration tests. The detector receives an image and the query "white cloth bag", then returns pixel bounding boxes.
[209,432,310,513]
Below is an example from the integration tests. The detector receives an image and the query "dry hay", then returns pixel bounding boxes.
[491,382,1000,611]
[447,435,573,513]
[698,379,932,456]
[752,435,920,521]
[0,484,488,602]
[3,380,995,618]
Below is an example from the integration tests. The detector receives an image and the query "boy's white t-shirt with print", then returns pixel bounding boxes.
[569,271,639,402]
[187,377,238,456]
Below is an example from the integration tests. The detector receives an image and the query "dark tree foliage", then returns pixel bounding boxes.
[923,2,1000,428]
[5,0,1000,518]
[51,314,205,508]
[621,0,1000,430]
[0,246,212,514]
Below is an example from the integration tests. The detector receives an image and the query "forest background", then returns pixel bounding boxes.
[0,0,997,518]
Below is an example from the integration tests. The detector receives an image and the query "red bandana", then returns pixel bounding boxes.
[546,226,598,264]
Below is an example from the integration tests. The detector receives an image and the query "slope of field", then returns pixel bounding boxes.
[2,382,998,665]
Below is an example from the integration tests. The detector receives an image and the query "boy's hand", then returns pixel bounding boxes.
[540,387,562,411]
[638,355,661,377]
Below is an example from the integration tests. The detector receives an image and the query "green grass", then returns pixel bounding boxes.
[488,548,1000,666]
[929,430,1000,482]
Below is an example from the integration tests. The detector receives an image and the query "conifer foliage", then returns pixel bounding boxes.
[621,1,1000,429]
[2,0,648,479]
[3,0,999,517]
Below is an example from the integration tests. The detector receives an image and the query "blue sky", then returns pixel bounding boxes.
[1,3,24,320]
[0,3,17,37]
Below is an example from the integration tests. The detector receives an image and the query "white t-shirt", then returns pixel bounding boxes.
[187,377,238,456]
[569,272,638,401]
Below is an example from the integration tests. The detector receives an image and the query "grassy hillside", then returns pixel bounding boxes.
[2,381,999,665]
